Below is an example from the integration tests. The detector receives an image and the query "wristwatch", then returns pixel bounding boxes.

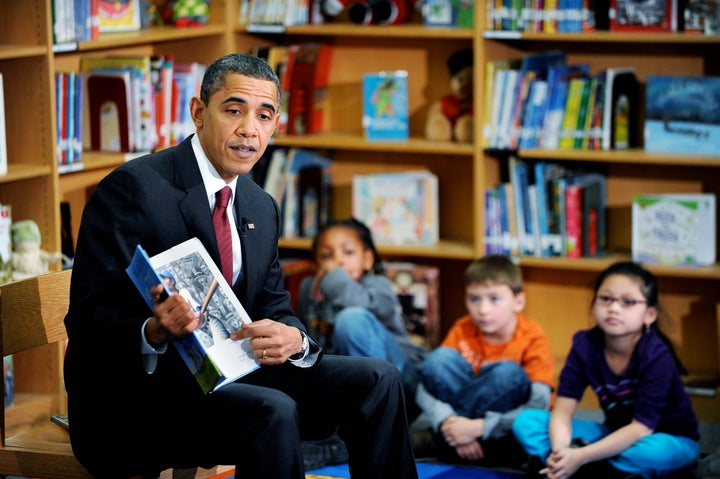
[290,331,309,360]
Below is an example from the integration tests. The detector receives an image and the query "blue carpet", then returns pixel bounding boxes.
[305,461,525,478]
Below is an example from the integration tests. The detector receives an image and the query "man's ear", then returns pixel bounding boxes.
[190,97,205,128]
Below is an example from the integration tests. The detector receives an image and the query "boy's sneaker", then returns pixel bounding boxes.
[301,433,348,471]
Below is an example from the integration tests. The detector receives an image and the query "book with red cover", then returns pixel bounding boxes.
[85,72,132,152]
[564,183,583,258]
[286,43,333,136]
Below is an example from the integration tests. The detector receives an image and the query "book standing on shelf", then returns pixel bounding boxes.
[0,205,11,285]
[98,0,141,32]
[644,75,720,156]
[352,170,439,246]
[632,194,716,267]
[362,71,409,141]
[126,238,261,394]
[0,73,6,176]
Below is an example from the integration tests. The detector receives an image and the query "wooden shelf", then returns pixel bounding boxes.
[484,30,720,44]
[519,148,720,167]
[244,23,475,39]
[273,132,474,155]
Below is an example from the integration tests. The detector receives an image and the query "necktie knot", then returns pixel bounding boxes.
[216,186,231,210]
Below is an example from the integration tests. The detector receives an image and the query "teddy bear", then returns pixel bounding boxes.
[425,48,474,143]
[11,220,66,281]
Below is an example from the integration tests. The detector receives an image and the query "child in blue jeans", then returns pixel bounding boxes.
[513,261,699,478]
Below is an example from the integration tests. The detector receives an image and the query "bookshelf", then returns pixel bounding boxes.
[477,29,720,421]
[1,0,718,434]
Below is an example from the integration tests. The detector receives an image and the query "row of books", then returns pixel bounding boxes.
[485,157,606,258]
[485,0,718,33]
[56,55,206,163]
[257,147,332,239]
[52,0,100,44]
[55,72,84,167]
[253,43,333,137]
[483,50,640,152]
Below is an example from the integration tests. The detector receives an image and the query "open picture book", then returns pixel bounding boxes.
[126,237,260,393]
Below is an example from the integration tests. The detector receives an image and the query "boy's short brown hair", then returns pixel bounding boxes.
[465,255,523,294]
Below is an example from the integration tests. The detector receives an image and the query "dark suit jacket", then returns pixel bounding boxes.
[64,136,305,446]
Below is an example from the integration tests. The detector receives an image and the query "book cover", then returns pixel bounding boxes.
[600,67,639,150]
[609,0,677,31]
[564,183,583,258]
[0,205,11,284]
[286,43,333,136]
[558,76,587,149]
[126,239,261,394]
[632,194,716,266]
[362,71,409,141]
[383,262,441,348]
[352,170,439,245]
[644,75,720,156]
[0,74,7,176]
[98,0,141,32]
[2,355,11,408]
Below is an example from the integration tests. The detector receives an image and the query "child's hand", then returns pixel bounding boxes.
[454,440,484,462]
[310,259,341,300]
[440,415,484,447]
[542,447,583,479]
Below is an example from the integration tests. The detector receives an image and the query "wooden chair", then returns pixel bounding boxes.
[0,270,232,479]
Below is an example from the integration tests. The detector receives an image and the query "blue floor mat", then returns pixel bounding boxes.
[305,461,525,478]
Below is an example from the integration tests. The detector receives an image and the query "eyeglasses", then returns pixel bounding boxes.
[595,295,647,308]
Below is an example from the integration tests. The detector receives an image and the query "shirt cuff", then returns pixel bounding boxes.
[141,317,168,374]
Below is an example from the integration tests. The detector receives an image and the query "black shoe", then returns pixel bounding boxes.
[301,433,349,471]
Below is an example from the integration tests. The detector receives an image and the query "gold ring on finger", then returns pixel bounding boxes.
[262,349,267,360]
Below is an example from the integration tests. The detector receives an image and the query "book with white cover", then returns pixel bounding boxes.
[0,74,7,176]
[126,238,260,393]
[632,194,716,267]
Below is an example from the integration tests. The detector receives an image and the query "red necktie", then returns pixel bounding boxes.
[213,186,233,285]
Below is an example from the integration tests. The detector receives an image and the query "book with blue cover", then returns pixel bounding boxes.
[362,71,409,141]
[126,238,260,394]
[644,75,720,156]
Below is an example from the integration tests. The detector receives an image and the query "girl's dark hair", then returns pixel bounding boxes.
[311,217,385,275]
[593,261,687,375]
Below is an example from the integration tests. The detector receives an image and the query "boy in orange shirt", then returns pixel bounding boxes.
[414,255,555,467]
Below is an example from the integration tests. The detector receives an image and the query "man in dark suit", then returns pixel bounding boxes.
[64,52,418,479]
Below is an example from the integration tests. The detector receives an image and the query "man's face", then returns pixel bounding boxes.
[190,73,279,181]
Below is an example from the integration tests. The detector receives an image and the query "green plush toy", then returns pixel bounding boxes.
[11,220,64,280]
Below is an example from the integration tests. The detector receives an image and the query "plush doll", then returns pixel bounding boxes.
[425,48,474,143]
[162,0,209,27]
[11,220,65,281]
